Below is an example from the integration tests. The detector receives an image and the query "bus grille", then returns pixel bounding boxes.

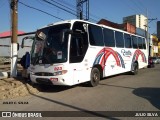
[35,72,54,76]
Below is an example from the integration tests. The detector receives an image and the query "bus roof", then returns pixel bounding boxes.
[38,19,146,38]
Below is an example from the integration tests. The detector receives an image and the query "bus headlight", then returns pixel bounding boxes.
[53,70,67,76]
[30,71,35,75]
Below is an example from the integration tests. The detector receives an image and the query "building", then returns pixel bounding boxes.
[150,35,159,57]
[97,19,136,34]
[157,21,160,39]
[0,32,35,63]
[123,14,147,31]
[0,31,25,37]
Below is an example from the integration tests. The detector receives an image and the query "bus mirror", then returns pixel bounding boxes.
[17,43,19,51]
[21,37,26,48]
[21,36,34,48]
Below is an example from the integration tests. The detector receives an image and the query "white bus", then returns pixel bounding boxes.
[22,19,148,87]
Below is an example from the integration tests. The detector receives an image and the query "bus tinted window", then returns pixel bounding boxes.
[88,25,104,46]
[124,33,132,48]
[70,22,89,63]
[143,38,146,49]
[103,28,115,47]
[132,36,138,49]
[138,37,143,49]
[115,31,124,48]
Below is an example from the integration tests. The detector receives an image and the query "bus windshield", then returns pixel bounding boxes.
[31,23,71,65]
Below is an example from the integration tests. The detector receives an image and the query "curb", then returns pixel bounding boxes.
[0,72,9,79]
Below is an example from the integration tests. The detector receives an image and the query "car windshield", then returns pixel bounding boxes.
[31,23,71,65]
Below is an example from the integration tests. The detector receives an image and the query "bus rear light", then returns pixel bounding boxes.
[50,78,58,82]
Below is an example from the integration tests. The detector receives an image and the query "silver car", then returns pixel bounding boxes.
[151,57,160,64]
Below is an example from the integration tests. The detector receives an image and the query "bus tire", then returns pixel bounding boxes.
[89,67,100,87]
[132,62,138,75]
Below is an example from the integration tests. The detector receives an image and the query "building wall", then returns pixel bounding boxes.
[151,35,159,57]
[158,42,160,56]
[123,14,147,31]
[157,21,160,39]
[123,15,136,26]
[0,32,35,58]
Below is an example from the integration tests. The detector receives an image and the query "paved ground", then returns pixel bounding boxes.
[0,64,160,120]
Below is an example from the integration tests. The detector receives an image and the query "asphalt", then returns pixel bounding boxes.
[0,64,160,120]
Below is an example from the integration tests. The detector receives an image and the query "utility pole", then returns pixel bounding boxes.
[146,10,149,57]
[76,0,89,20]
[10,0,18,77]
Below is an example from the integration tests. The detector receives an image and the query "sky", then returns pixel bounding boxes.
[0,0,160,34]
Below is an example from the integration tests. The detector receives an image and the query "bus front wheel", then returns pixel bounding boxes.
[89,67,100,87]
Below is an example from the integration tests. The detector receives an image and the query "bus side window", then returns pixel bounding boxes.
[132,36,138,49]
[143,38,146,49]
[115,31,124,48]
[88,25,104,46]
[70,35,86,63]
[124,33,132,48]
[103,28,115,47]
[138,37,143,49]
[70,22,89,63]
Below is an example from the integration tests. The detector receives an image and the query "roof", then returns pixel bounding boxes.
[0,31,25,37]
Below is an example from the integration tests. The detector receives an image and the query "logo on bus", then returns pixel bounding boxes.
[121,49,132,57]
[93,48,125,69]
[54,67,62,71]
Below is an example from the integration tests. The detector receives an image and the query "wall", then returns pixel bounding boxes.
[0,32,35,58]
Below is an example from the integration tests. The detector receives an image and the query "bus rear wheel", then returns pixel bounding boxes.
[132,62,138,75]
[89,67,100,87]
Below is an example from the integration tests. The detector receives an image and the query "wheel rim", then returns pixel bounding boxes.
[93,72,99,82]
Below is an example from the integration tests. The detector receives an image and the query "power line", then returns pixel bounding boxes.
[50,0,76,13]
[58,0,76,9]
[41,0,77,16]
[41,0,98,22]
[18,1,64,21]
[129,0,146,14]
[20,0,98,23]
[124,1,140,14]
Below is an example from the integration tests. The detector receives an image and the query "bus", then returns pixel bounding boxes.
[22,19,148,87]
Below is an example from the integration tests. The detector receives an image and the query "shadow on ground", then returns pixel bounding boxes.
[15,76,74,93]
[99,83,160,110]
[133,87,160,110]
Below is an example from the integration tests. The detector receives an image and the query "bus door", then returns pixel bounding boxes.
[69,30,89,84]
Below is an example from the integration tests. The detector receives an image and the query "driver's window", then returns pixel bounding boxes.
[70,36,83,57]
[69,22,88,63]
[70,36,84,63]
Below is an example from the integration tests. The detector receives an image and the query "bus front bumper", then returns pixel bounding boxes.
[30,74,69,86]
